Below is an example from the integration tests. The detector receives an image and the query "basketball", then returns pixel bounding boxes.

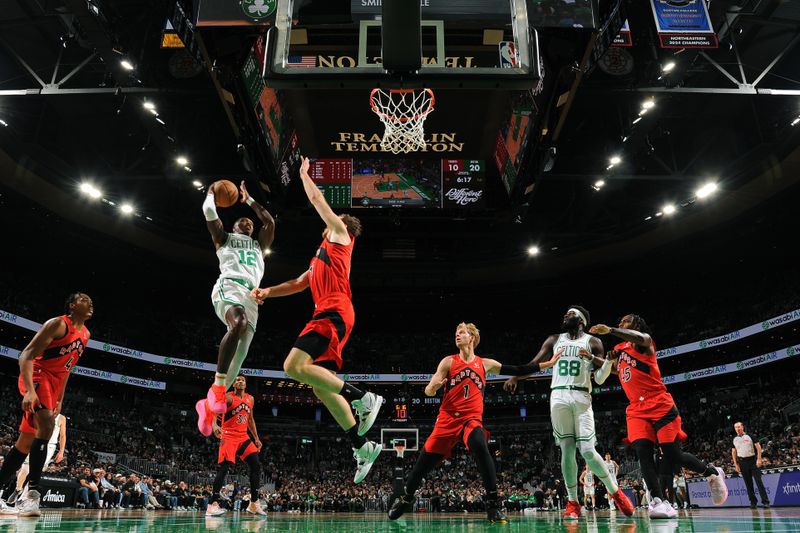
[212,180,238,208]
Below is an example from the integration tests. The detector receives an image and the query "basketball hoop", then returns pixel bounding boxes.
[369,88,435,154]
[393,444,407,458]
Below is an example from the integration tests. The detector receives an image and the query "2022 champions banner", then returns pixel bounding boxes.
[688,469,800,507]
[650,0,718,48]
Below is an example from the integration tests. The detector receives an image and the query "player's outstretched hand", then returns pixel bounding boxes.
[589,324,611,335]
[541,348,565,369]
[578,348,593,360]
[503,377,519,393]
[239,180,251,204]
[300,156,310,177]
[22,390,39,413]
[251,287,270,304]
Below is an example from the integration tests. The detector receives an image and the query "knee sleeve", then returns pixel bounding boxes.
[225,329,255,389]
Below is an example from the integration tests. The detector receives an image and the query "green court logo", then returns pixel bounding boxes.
[120,376,128,384]
[103,343,110,351]
[788,346,796,356]
[761,321,770,330]
[240,0,276,21]
[699,340,707,349]
[164,357,172,365]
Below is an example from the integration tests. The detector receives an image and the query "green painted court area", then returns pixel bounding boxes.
[2,508,799,533]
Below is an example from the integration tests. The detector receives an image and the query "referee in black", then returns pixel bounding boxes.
[731,421,770,508]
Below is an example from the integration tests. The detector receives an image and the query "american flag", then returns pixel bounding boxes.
[287,55,316,68]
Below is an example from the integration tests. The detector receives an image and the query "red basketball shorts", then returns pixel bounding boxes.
[423,413,488,458]
[18,371,61,434]
[218,435,258,464]
[294,295,354,371]
[625,391,688,444]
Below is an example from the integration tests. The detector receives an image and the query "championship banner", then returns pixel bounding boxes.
[611,19,632,47]
[0,345,166,390]
[196,0,277,27]
[650,0,717,49]
[687,469,800,507]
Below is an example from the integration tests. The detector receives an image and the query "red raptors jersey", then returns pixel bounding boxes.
[308,236,354,306]
[614,340,666,403]
[440,354,486,419]
[35,316,90,380]
[221,393,254,438]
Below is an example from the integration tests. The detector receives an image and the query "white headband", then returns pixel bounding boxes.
[568,308,588,326]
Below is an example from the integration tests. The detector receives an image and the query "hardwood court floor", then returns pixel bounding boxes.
[0,507,797,532]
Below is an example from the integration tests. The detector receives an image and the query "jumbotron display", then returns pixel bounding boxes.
[308,158,486,208]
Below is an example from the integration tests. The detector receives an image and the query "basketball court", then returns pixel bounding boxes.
[3,508,798,532]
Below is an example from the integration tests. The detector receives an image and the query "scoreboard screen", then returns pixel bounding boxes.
[391,396,410,423]
[441,160,486,208]
[309,158,352,208]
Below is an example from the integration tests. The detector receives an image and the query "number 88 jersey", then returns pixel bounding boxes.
[550,333,594,392]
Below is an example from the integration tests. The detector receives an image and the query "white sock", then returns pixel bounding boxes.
[214,372,226,386]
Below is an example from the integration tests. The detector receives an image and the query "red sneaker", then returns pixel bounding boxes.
[195,399,213,436]
[611,489,635,516]
[562,500,582,520]
[207,384,227,414]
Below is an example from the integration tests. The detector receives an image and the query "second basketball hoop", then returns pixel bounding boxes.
[369,88,435,154]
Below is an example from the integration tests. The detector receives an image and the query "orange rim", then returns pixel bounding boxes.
[369,88,435,123]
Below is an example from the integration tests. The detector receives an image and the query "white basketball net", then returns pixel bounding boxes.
[369,88,435,154]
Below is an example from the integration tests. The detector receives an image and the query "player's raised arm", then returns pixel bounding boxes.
[483,350,562,376]
[203,185,228,249]
[239,181,276,253]
[251,271,310,303]
[590,324,653,349]
[503,334,559,393]
[424,357,452,397]
[19,317,67,412]
[298,156,350,244]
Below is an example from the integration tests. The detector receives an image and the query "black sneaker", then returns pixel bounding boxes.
[487,506,508,524]
[5,490,19,506]
[388,494,415,520]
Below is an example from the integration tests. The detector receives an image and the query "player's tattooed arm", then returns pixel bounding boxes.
[298,156,350,245]
[425,357,452,397]
[19,317,67,412]
[490,349,563,376]
[503,334,559,393]
[590,324,653,349]
[239,180,276,252]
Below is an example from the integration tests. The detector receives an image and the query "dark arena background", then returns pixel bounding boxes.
[1,0,800,531]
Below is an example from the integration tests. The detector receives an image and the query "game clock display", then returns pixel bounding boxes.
[442,159,486,208]
[391,396,410,423]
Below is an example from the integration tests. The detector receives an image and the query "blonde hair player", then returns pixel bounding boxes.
[504,306,635,519]
[195,181,275,437]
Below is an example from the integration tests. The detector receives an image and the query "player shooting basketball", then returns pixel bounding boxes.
[195,181,275,437]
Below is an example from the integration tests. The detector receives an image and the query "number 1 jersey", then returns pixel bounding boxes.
[440,354,486,419]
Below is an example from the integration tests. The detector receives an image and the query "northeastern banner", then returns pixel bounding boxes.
[650,0,717,48]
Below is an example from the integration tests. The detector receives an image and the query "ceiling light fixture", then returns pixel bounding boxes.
[792,117,800,126]
[662,61,676,73]
[609,156,622,165]
[641,99,655,110]
[662,204,676,215]
[0,119,7,127]
[120,203,134,214]
[594,180,605,188]
[120,60,134,71]
[527,246,540,256]
[143,101,155,111]
[633,117,642,124]
[192,180,202,187]
[695,182,718,199]
[176,156,188,166]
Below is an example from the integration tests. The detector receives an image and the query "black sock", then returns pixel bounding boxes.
[27,439,48,492]
[346,424,367,449]
[404,450,442,496]
[339,382,365,403]
[632,439,665,500]
[0,446,28,487]
[467,428,499,505]
[661,441,717,478]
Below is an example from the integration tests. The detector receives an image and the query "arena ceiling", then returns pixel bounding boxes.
[1,0,800,285]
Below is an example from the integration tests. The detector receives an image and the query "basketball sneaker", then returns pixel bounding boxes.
[707,466,728,505]
[5,490,19,506]
[562,500,582,520]
[388,494,415,520]
[648,497,677,519]
[207,384,228,414]
[195,399,214,437]
[351,392,383,436]
[487,506,508,524]
[246,501,267,516]
[353,441,382,484]
[610,489,635,516]
[0,499,17,515]
[205,501,226,517]
[17,490,40,517]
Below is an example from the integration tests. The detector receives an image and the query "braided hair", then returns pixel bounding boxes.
[627,314,652,335]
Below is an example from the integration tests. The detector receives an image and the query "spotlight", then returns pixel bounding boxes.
[527,246,540,256]
[143,101,155,110]
[609,156,621,165]
[641,100,655,110]
[120,60,134,71]
[120,203,134,214]
[192,180,202,187]
[183,166,192,172]
[176,156,189,166]
[156,118,165,125]
[80,182,102,199]
[622,136,628,143]
[0,119,7,127]
[695,182,718,199]
[662,204,676,215]
[792,117,800,126]
[148,108,158,116]
[662,61,676,73]
[594,180,605,188]
[644,216,652,221]
[264,248,273,255]
[633,117,643,124]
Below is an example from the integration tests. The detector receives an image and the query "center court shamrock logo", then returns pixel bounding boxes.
[240,0,276,21]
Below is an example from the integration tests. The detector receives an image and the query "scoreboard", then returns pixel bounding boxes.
[309,158,352,208]
[391,396,409,423]
[441,159,486,208]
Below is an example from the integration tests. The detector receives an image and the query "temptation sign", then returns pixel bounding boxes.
[331,132,465,153]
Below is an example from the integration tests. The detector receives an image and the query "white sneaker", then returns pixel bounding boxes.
[648,497,677,519]
[707,466,729,505]
[353,440,382,484]
[351,392,383,436]
[247,501,267,516]
[205,502,226,517]
[0,499,17,515]
[17,490,41,517]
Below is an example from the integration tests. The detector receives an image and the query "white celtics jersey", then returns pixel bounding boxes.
[550,332,594,392]
[584,471,594,486]
[48,414,63,447]
[216,232,265,288]
[605,460,617,477]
